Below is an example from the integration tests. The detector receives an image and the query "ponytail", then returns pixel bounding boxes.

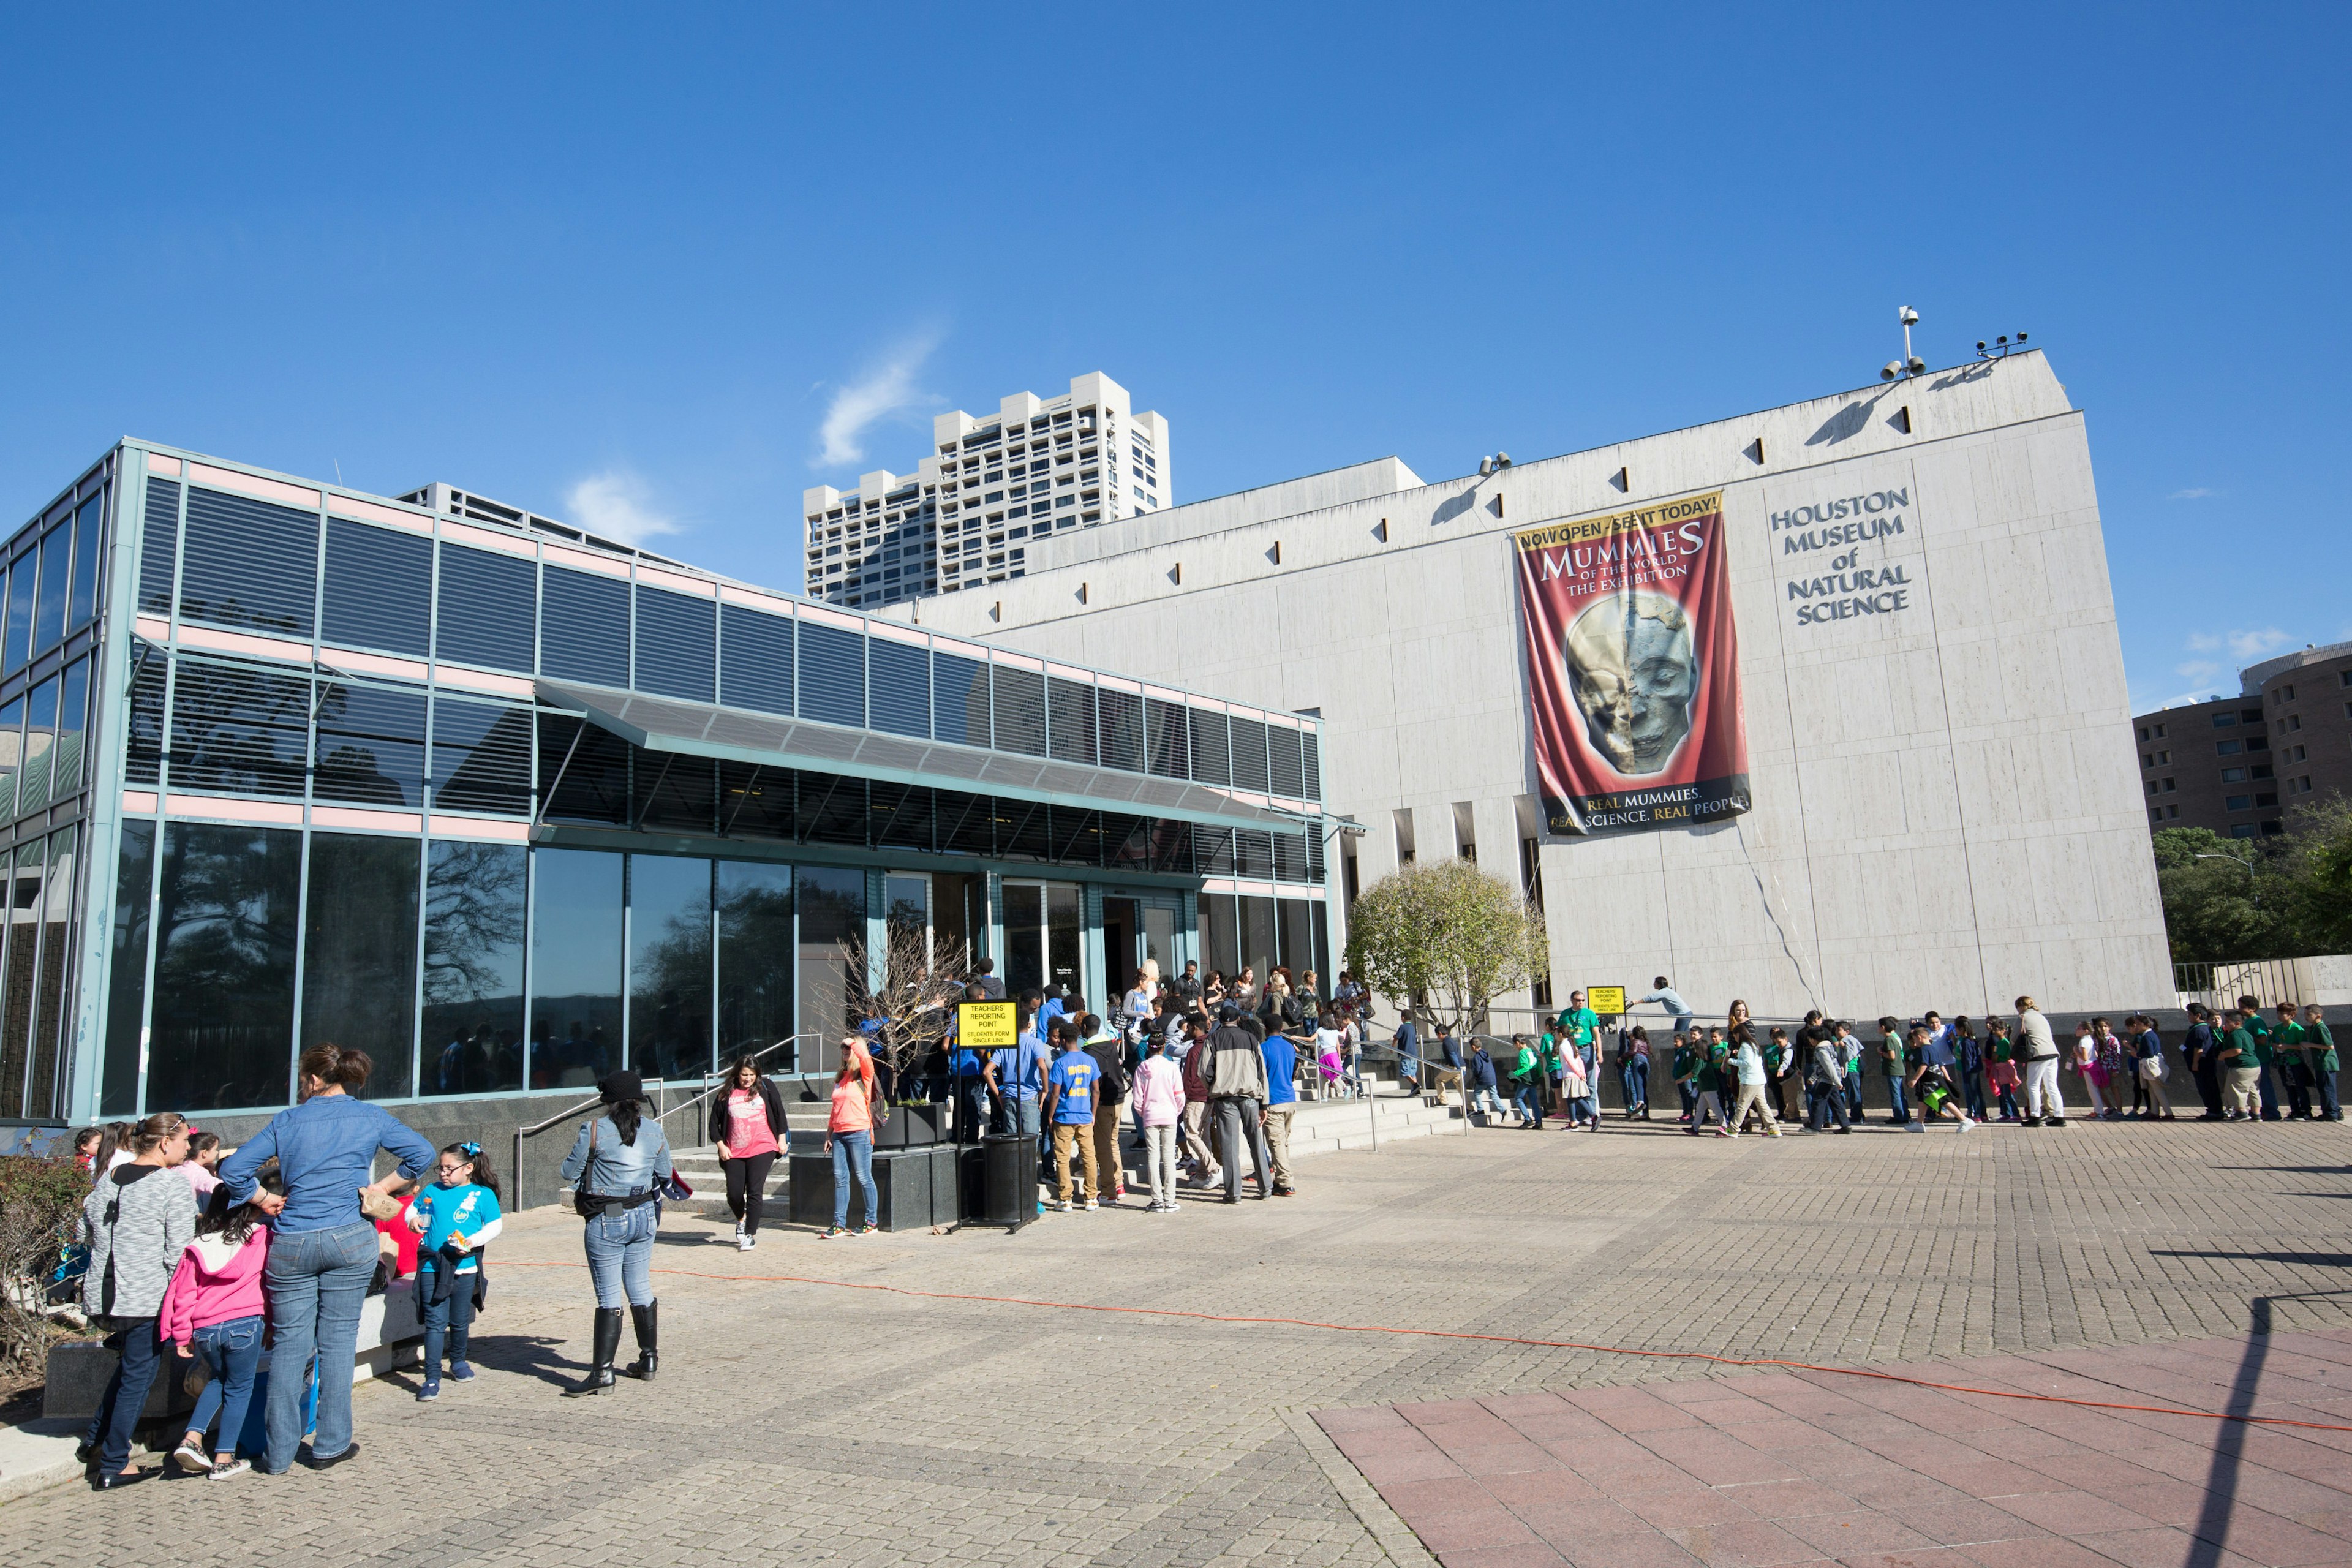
[442,1140,501,1200]
[609,1099,643,1147]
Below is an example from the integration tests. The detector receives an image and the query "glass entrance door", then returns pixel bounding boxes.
[1100,891,1185,993]
[1001,880,1080,1000]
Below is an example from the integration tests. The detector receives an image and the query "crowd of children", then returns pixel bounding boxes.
[68,1114,500,1488]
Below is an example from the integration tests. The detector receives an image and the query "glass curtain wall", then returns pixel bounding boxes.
[530,848,622,1089]
[628,854,713,1083]
[299,833,421,1099]
[146,823,302,1112]
[796,865,863,1046]
[424,842,526,1095]
[717,861,793,1072]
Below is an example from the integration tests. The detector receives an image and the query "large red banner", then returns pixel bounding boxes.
[1515,489,1749,837]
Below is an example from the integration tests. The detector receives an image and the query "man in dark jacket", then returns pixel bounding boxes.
[2183,1004,2222,1119]
[1205,1005,1272,1203]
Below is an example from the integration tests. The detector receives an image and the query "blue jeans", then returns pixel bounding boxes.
[1512,1081,1544,1125]
[831,1129,877,1229]
[1961,1068,1988,1120]
[83,1316,164,1478]
[1621,1058,1649,1111]
[1569,1095,1597,1124]
[1885,1077,1908,1122]
[184,1314,265,1455]
[584,1200,657,1306]
[2260,1062,2283,1120]
[261,1219,377,1471]
[417,1254,477,1379]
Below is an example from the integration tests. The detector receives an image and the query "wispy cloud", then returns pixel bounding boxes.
[2167,486,2220,500]
[565,470,681,546]
[2185,626,2294,663]
[815,334,939,469]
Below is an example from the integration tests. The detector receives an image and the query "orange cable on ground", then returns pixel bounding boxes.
[497,1261,2352,1434]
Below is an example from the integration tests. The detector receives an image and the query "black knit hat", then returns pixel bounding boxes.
[598,1069,644,1103]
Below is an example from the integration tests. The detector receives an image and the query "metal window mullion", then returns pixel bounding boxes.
[286,824,313,1106]
[411,824,429,1104]
[520,844,537,1091]
[619,852,633,1073]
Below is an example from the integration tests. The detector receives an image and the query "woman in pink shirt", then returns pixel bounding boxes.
[159,1188,270,1479]
[821,1038,882,1238]
[1130,1035,1186,1213]
[705,1055,786,1252]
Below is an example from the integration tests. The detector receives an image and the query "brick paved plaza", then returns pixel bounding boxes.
[10,1115,2352,1566]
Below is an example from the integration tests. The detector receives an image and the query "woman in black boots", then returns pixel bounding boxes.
[558,1070,673,1395]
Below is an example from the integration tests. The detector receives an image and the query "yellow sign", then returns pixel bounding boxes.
[957,1001,1018,1049]
[1586,986,1627,1016]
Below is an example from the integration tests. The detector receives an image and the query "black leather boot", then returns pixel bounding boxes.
[563,1308,623,1396]
[625,1300,658,1381]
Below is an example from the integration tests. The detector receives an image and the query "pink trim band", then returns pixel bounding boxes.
[179,624,311,664]
[328,495,432,534]
[720,584,794,612]
[434,666,534,697]
[548,543,632,579]
[428,815,531,843]
[318,647,429,682]
[145,454,183,477]
[441,519,537,559]
[164,794,306,826]
[638,565,715,598]
[312,805,424,834]
[121,791,159,815]
[187,463,319,511]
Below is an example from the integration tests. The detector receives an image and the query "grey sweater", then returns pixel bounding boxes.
[81,1164,197,1320]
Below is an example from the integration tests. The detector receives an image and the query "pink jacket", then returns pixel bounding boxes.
[1132,1055,1185,1127]
[157,1228,268,1346]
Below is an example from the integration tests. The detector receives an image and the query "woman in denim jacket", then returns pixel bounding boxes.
[219,1046,434,1474]
[559,1070,672,1396]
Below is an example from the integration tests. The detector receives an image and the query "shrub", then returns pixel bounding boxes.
[0,1156,91,1373]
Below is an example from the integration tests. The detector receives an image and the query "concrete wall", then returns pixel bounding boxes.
[908,353,2175,1022]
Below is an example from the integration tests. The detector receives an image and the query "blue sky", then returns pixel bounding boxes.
[2,7,2343,714]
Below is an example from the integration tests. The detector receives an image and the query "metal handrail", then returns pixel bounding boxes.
[510,1034,815,1210]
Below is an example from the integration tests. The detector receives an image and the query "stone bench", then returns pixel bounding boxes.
[42,1275,424,1422]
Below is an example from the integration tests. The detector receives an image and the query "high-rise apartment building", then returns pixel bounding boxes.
[800,372,1169,609]
[2133,640,2352,839]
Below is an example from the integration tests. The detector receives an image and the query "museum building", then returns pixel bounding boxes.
[0,440,1336,1134]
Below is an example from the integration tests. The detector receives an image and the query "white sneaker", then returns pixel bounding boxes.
[733,1218,745,1241]
[1905,1120,1926,1133]
[1956,1115,1976,1131]
[1084,1197,1099,1210]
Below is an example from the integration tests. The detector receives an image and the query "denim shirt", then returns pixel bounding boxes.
[219,1093,437,1234]
[560,1115,673,1197]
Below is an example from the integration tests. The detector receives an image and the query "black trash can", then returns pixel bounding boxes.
[980,1133,1035,1229]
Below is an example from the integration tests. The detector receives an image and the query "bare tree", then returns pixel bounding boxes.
[836,927,976,1099]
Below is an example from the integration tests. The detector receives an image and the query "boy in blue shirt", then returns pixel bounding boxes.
[1042,1020,1101,1211]
[1261,1019,1302,1196]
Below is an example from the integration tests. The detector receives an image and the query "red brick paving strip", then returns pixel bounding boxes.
[1313,1327,2352,1567]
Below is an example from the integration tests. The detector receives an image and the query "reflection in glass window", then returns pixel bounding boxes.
[541,567,629,686]
[1276,898,1313,983]
[69,494,104,631]
[1147,698,1189,778]
[1,562,32,675]
[102,820,154,1117]
[1001,881,1042,995]
[32,827,76,1115]
[322,521,432,655]
[169,661,310,798]
[0,840,41,1116]
[884,873,927,987]
[423,840,526,1096]
[314,684,426,807]
[51,660,89,801]
[718,861,794,1072]
[718,605,792,715]
[869,638,929,738]
[1241,895,1276,988]
[33,524,69,656]
[300,833,421,1099]
[431,698,533,814]
[124,660,162,787]
[530,847,622,1088]
[799,623,865,728]
[179,488,317,638]
[140,479,180,617]
[148,822,303,1112]
[0,697,20,819]
[796,864,864,1041]
[629,854,712,1082]
[1047,679,1095,766]
[932,651,989,747]
[434,545,536,672]
[16,678,56,816]
[635,587,717,703]
[1096,687,1144,772]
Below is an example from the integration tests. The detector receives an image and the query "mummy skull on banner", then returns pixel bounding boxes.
[1515,491,1750,837]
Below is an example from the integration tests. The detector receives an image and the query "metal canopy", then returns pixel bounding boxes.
[533,677,1310,840]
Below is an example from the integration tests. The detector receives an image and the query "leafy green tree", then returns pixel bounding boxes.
[2152,827,2291,963]
[1343,859,1547,1035]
